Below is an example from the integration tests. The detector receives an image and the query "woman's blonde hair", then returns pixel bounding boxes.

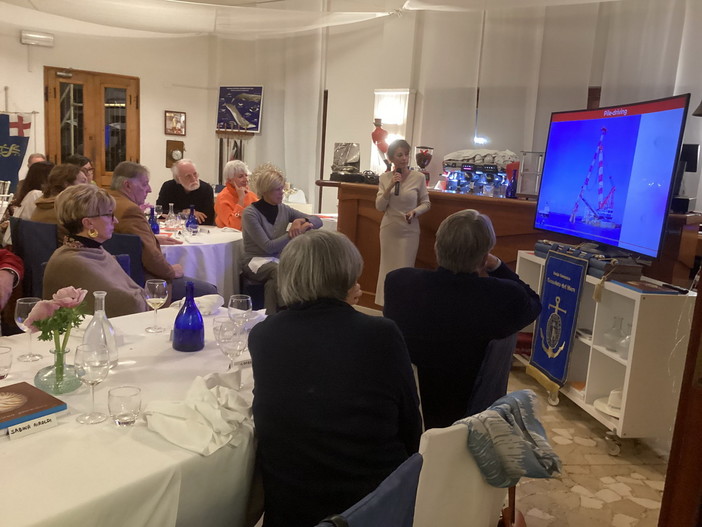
[251,162,285,196]
[56,184,116,235]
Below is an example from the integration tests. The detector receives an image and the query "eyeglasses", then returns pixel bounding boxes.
[87,213,115,221]
[83,166,95,173]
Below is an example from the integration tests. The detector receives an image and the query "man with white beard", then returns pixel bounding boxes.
[156,159,215,225]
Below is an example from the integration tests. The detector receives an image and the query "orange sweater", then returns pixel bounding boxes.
[215,184,258,230]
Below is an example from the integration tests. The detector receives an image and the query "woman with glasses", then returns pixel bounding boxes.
[65,154,96,184]
[43,184,147,317]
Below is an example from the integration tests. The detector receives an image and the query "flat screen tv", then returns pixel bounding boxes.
[534,93,690,259]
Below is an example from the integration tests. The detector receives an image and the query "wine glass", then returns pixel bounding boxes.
[228,294,252,329]
[74,344,110,424]
[215,319,248,368]
[145,279,168,333]
[15,297,42,362]
[154,204,163,218]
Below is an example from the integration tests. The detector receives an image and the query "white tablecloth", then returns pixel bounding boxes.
[161,228,243,299]
[0,309,255,527]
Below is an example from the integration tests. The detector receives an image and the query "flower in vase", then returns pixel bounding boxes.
[25,287,87,352]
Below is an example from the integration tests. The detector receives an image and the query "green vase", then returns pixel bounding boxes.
[34,348,81,395]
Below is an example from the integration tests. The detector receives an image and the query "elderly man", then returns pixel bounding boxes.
[156,159,215,225]
[109,161,216,300]
[27,153,47,167]
[383,209,541,429]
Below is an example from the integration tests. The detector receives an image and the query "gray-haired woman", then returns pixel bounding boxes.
[215,160,257,230]
[240,162,322,314]
[248,230,421,527]
[43,184,147,317]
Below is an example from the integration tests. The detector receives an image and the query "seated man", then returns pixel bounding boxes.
[156,159,215,225]
[108,161,216,301]
[384,209,541,430]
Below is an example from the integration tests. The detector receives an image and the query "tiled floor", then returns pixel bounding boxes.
[508,365,667,527]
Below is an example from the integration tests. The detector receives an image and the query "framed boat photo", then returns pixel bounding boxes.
[216,86,263,133]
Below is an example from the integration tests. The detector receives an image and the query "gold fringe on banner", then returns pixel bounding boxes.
[526,363,561,399]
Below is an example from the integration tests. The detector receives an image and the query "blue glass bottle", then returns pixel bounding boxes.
[185,205,198,234]
[173,282,204,352]
[148,206,160,234]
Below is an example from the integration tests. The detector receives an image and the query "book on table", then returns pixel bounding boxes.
[610,280,680,294]
[0,382,67,430]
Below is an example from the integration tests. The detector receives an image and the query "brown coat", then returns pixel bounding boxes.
[108,189,175,280]
[29,196,68,242]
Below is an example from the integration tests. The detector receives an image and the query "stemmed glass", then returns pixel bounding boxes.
[228,294,252,329]
[214,319,248,368]
[154,204,163,218]
[74,344,110,424]
[145,279,168,333]
[15,297,42,362]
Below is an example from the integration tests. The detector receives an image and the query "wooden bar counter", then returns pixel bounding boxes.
[329,181,701,308]
[333,182,574,308]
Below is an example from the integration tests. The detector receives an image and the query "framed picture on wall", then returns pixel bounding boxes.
[216,86,263,133]
[165,111,186,136]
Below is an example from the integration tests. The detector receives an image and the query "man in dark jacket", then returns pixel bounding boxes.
[384,209,541,429]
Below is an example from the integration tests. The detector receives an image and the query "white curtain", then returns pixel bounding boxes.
[599,0,686,107]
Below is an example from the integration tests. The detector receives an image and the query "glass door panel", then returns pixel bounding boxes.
[59,82,85,162]
[104,87,127,172]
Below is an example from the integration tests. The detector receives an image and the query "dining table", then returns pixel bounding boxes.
[0,307,256,527]
[160,227,243,299]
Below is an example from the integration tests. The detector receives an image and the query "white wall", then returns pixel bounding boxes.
[0,21,216,205]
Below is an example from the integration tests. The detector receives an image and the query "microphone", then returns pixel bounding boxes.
[394,167,401,196]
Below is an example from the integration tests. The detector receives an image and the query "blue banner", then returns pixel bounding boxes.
[0,113,32,193]
[529,251,588,388]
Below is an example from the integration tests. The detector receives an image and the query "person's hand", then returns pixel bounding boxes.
[345,282,361,305]
[0,269,14,309]
[288,218,312,238]
[484,253,501,273]
[181,209,208,224]
[236,185,248,205]
[172,263,184,279]
[384,171,403,198]
[156,235,184,246]
[405,210,416,224]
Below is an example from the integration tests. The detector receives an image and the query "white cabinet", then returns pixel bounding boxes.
[516,251,694,449]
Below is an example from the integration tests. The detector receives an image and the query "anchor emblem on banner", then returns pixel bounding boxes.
[540,296,566,358]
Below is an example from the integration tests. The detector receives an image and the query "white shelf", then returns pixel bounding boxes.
[517,250,694,445]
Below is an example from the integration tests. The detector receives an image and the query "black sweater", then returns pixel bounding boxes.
[249,298,421,527]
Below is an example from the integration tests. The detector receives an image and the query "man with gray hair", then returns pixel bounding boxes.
[109,161,216,300]
[384,209,541,429]
[156,159,215,225]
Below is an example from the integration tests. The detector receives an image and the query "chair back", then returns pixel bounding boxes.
[413,424,506,527]
[0,192,13,218]
[314,454,423,527]
[10,217,58,297]
[102,233,145,287]
[466,333,518,416]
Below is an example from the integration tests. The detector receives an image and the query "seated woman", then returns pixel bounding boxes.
[2,160,54,246]
[241,162,322,314]
[249,230,422,527]
[30,164,88,240]
[215,160,258,230]
[43,184,147,318]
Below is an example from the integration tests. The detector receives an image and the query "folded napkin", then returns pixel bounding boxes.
[248,256,278,274]
[144,370,254,456]
[170,294,224,315]
[220,227,240,233]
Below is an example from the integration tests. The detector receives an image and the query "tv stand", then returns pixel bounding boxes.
[516,250,695,454]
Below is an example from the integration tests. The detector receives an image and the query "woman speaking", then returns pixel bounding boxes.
[374,139,431,305]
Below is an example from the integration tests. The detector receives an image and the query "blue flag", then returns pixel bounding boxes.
[0,112,32,193]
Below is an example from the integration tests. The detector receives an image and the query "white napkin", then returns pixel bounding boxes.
[220,227,240,233]
[144,370,253,456]
[170,294,224,315]
[248,256,278,273]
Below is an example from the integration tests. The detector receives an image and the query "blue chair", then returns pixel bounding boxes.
[102,233,145,287]
[9,217,58,297]
[314,454,423,527]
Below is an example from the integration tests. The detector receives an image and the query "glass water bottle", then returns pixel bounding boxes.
[185,205,198,235]
[82,291,118,368]
[166,202,177,229]
[173,282,204,352]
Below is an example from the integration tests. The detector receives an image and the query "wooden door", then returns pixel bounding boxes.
[44,67,140,187]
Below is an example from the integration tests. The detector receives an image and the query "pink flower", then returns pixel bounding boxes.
[25,300,60,332]
[52,287,87,308]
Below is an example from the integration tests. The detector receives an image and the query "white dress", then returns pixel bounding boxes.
[374,170,431,305]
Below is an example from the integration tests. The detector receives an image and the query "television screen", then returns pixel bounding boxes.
[534,94,690,259]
